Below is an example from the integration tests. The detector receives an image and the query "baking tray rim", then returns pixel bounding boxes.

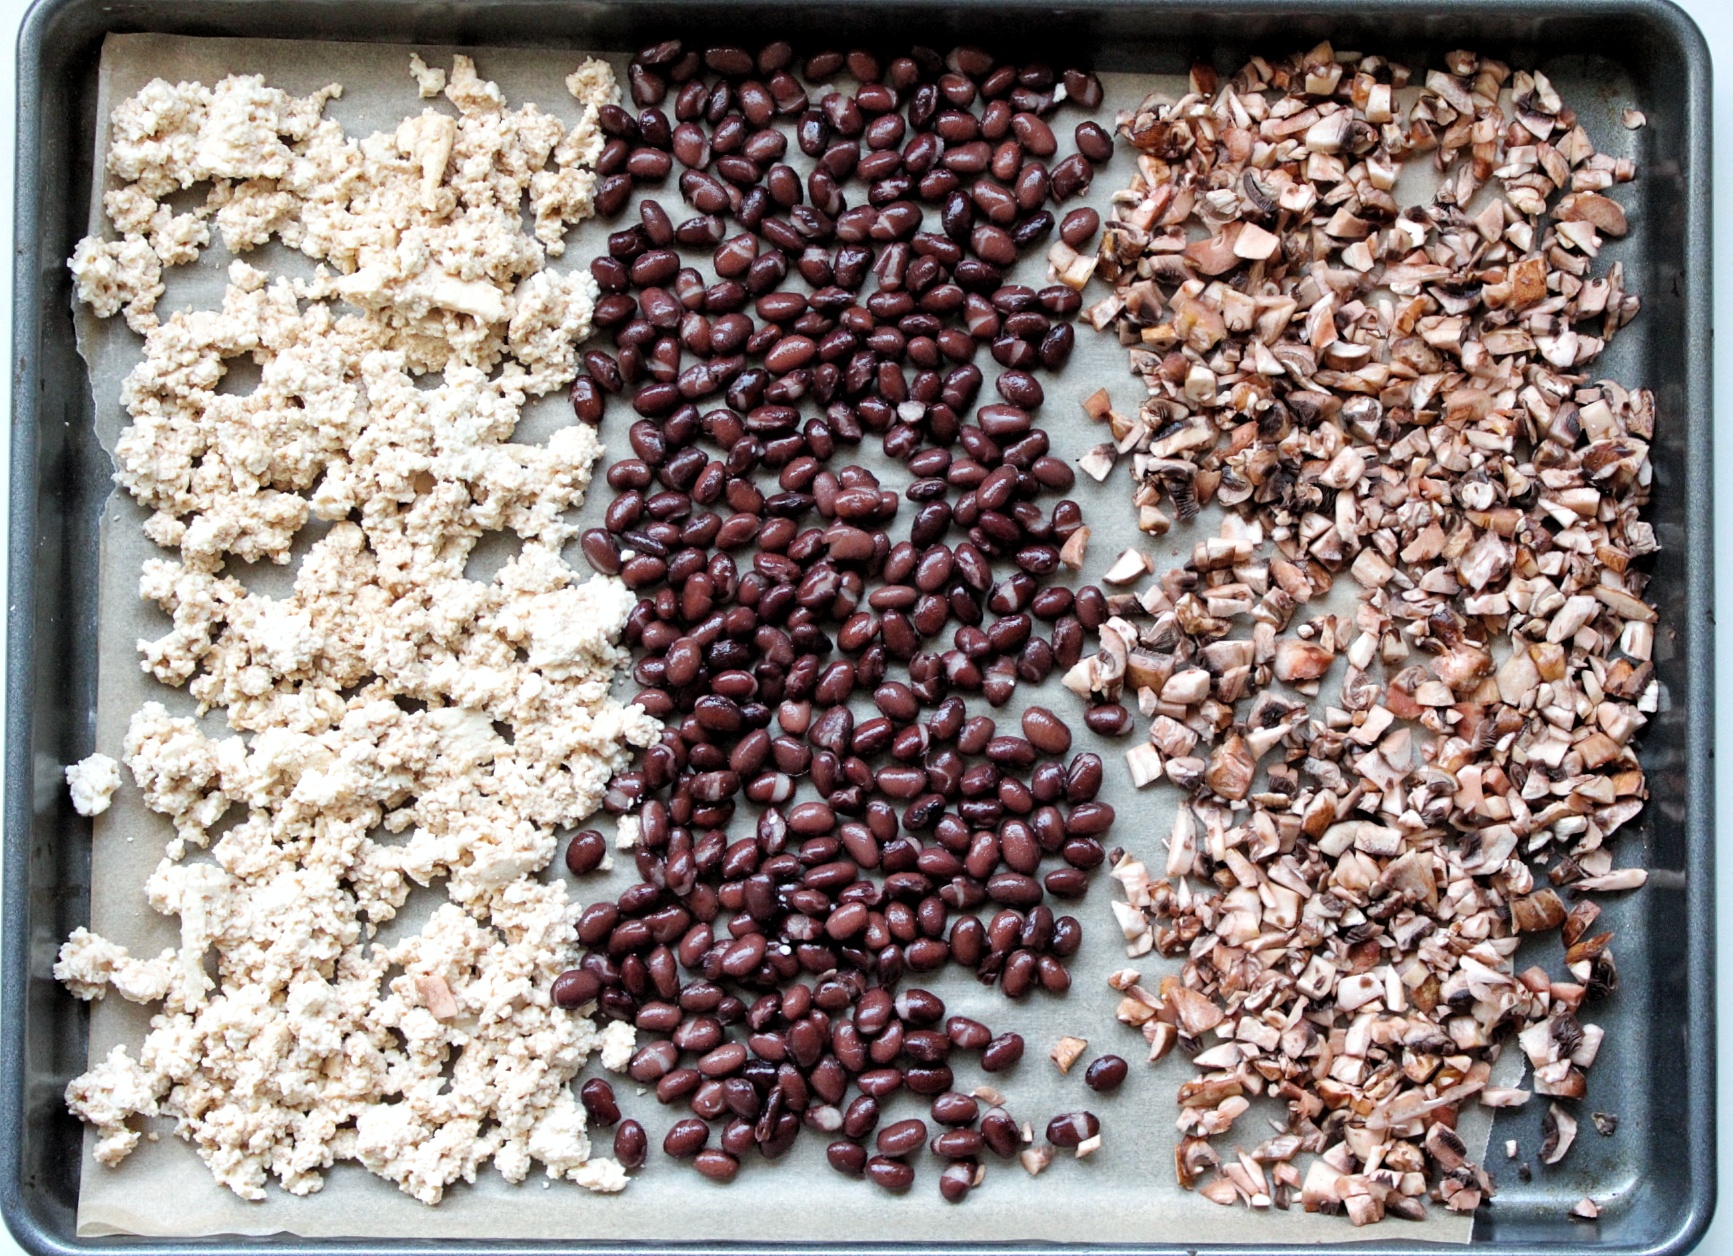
[0,0,1713,1252]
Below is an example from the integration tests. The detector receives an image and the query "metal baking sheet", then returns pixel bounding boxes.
[2,1,1713,1254]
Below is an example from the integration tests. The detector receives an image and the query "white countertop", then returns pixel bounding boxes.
[0,1,1724,1250]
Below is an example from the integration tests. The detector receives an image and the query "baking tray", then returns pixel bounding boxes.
[1,0,1713,1251]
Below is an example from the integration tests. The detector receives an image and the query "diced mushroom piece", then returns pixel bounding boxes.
[1168,987,1224,1036]
[1161,668,1212,704]
[415,974,460,1021]
[1571,1197,1601,1220]
[1164,807,1198,877]
[1335,972,1383,1012]
[1103,548,1152,585]
[1146,1021,1179,1063]
[1344,1193,1386,1226]
[1540,1104,1578,1165]
[1111,899,1148,941]
[1059,526,1091,571]
[1317,446,1367,490]
[1274,638,1335,682]
[1556,192,1629,237]
[1304,110,1355,154]
[1050,1035,1089,1073]
[1572,868,1647,892]
[1199,1176,1241,1205]
[1424,1122,1468,1170]
[1020,1146,1054,1177]
[1184,225,1245,276]
[1078,444,1118,482]
[1125,742,1164,788]
[1425,68,1476,113]
[1234,222,1281,261]
[1204,734,1256,800]
[1510,889,1567,932]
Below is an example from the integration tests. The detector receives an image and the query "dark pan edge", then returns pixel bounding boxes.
[0,1,1713,1253]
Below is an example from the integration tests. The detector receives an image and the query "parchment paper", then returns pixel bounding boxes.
[73,32,1486,1243]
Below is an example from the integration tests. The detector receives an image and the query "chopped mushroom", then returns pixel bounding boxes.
[1088,42,1651,1226]
[1104,549,1153,585]
[1540,1104,1578,1165]
[1060,526,1092,570]
[1050,1036,1089,1073]
[414,974,460,1021]
[1020,1146,1054,1177]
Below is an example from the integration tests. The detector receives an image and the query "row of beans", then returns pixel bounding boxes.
[558,37,1127,1200]
[579,1064,1108,1194]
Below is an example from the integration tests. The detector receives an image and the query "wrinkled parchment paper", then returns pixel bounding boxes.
[72,32,1486,1243]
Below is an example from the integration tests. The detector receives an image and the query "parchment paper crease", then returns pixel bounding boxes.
[73,32,1486,1243]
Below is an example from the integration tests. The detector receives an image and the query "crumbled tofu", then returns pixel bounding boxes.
[75,55,603,335]
[54,927,177,1003]
[59,59,643,1207]
[598,1019,638,1073]
[69,236,162,329]
[614,813,640,849]
[408,53,446,98]
[564,58,619,110]
[66,752,122,817]
[66,1045,162,1167]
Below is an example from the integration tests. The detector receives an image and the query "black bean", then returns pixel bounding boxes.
[840,1094,880,1140]
[1020,706,1071,755]
[1044,867,1089,898]
[866,1155,915,1191]
[1000,947,1037,996]
[704,46,754,76]
[828,1139,868,1176]
[615,1119,648,1168]
[694,1148,740,1182]
[876,1118,928,1158]
[1046,1111,1100,1148]
[664,1116,710,1158]
[1084,703,1133,736]
[939,1159,977,1202]
[1060,206,1100,248]
[552,968,601,1008]
[932,1127,985,1159]
[1084,1055,1128,1092]
[979,1108,1019,1157]
[1044,914,1079,958]
[1049,152,1093,200]
[580,1078,620,1127]
[1074,120,1114,163]
[565,829,607,875]
[979,1032,1024,1071]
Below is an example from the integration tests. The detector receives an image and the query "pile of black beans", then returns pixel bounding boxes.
[557,38,1122,1201]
